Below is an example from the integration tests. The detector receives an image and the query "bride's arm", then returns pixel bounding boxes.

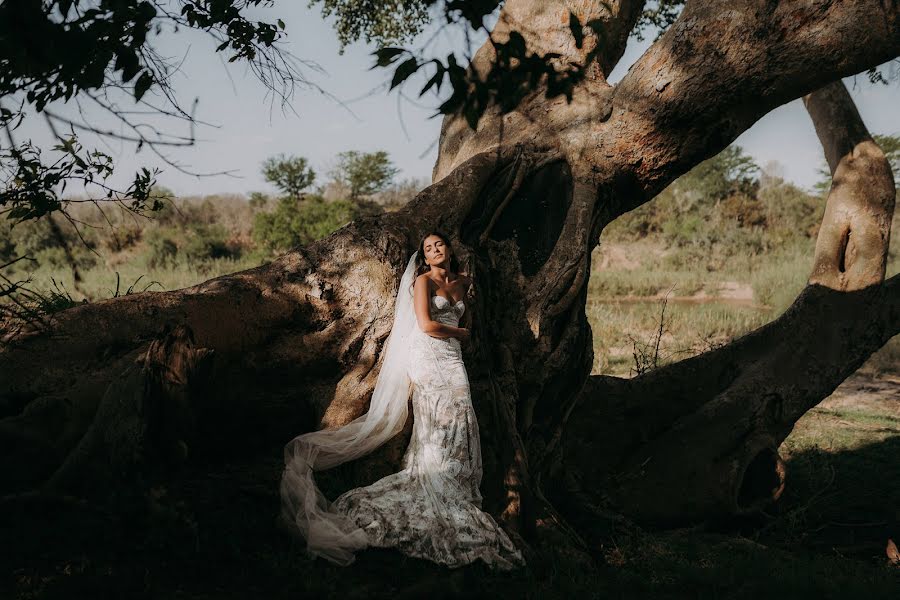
[413,274,466,339]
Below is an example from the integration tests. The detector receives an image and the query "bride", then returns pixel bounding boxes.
[280,231,526,570]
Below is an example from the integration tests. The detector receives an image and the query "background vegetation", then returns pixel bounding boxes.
[5,139,896,376]
[589,137,900,378]
[0,150,421,311]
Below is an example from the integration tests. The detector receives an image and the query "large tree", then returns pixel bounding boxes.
[1,0,898,573]
[262,154,317,201]
[329,150,399,200]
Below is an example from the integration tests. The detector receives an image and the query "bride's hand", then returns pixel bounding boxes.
[457,328,470,343]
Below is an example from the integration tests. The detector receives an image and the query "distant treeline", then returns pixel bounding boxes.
[606,139,900,272]
[3,140,899,278]
[1,151,428,274]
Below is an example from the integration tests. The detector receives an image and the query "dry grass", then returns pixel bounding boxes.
[588,234,899,378]
[9,254,266,302]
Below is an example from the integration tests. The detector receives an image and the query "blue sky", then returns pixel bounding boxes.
[18,5,900,197]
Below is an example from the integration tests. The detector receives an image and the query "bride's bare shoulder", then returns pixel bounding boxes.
[458,272,473,290]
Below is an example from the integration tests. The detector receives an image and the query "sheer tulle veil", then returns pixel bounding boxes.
[280,251,420,565]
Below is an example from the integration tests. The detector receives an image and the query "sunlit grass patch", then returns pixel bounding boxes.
[587,297,773,377]
[6,254,266,303]
[588,232,898,377]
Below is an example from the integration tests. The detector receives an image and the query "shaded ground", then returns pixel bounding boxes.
[762,374,900,559]
[3,373,899,599]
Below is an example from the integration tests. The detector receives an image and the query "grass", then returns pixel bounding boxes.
[757,380,900,564]
[588,233,899,378]
[588,297,773,376]
[4,253,267,303]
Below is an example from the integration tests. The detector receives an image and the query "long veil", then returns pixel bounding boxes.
[280,250,420,565]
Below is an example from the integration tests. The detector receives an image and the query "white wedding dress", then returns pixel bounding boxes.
[330,294,525,569]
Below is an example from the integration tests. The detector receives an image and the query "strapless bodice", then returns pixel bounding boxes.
[429,294,465,327]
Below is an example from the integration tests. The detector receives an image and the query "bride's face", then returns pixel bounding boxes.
[423,235,451,268]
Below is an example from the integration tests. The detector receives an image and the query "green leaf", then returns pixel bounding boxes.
[390,58,418,90]
[277,19,285,30]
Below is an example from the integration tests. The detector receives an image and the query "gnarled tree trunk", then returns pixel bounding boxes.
[1,0,899,564]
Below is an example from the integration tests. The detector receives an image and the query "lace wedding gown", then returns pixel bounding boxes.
[330,294,525,570]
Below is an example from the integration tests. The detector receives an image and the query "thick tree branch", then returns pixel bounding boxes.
[434,0,647,181]
[596,0,900,215]
[568,273,899,521]
[480,0,646,79]
[804,81,896,291]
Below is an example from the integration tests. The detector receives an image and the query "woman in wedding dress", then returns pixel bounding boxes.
[280,231,525,570]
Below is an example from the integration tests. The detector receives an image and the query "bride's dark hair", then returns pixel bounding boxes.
[416,230,460,274]
[408,231,460,294]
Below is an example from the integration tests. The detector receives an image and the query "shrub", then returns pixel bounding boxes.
[7,218,58,258]
[252,195,361,253]
[145,227,180,269]
[144,223,240,268]
[1,215,99,271]
[662,214,707,248]
[248,192,269,211]
[759,181,824,241]
[182,224,239,265]
[372,177,428,210]
[99,221,143,252]
[720,192,767,228]
[0,218,17,263]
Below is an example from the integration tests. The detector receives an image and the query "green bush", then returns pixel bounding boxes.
[661,213,707,248]
[720,192,767,228]
[145,227,180,269]
[182,224,238,265]
[0,218,17,263]
[252,195,362,253]
[7,218,59,258]
[604,158,828,275]
[99,221,143,252]
[152,195,220,228]
[759,181,824,241]
[144,223,239,268]
[1,215,99,271]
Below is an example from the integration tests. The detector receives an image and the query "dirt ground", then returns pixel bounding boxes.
[815,372,900,420]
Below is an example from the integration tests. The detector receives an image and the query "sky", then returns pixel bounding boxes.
[17,4,900,198]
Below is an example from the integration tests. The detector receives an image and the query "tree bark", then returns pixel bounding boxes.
[1,0,899,562]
